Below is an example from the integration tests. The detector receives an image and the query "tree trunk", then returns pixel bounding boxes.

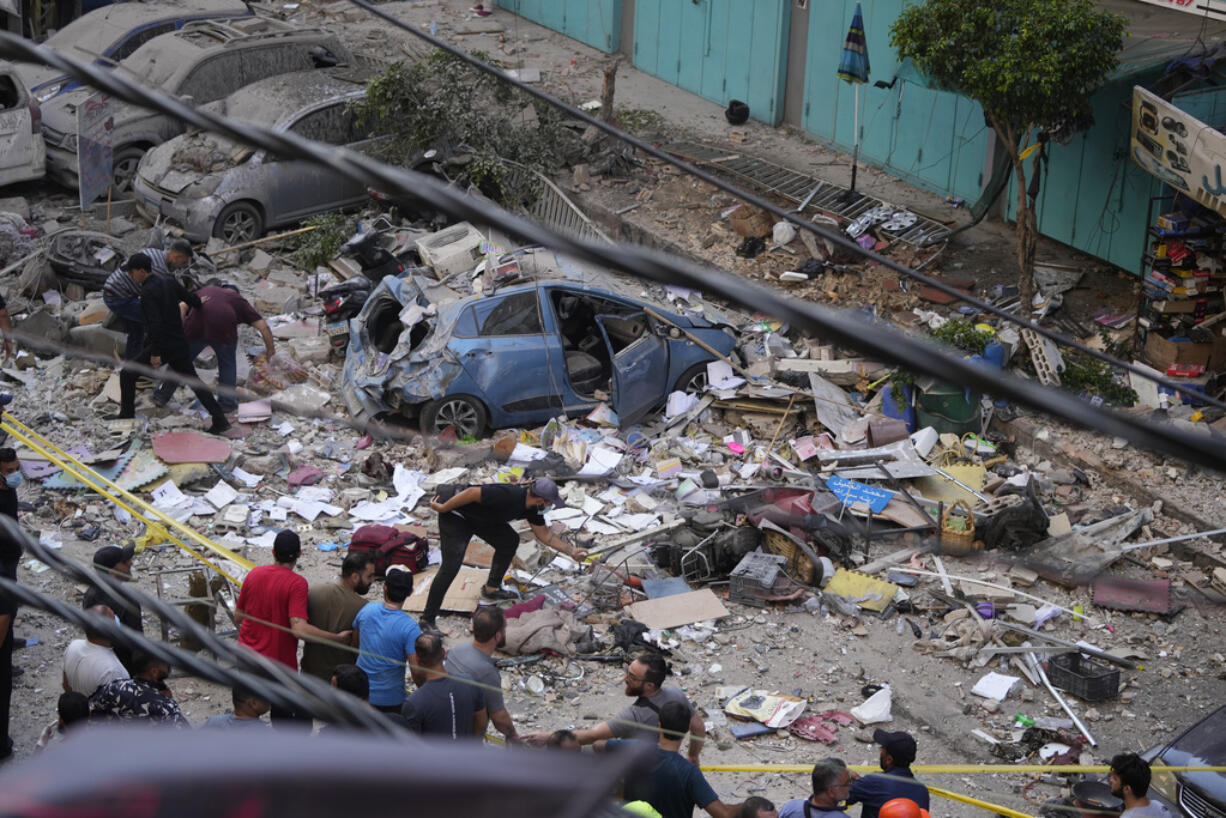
[992,118,1037,307]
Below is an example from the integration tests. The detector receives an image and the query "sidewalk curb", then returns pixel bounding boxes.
[999,416,1221,533]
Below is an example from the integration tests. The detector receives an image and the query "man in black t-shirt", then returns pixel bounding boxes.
[422,478,587,632]
[400,632,485,739]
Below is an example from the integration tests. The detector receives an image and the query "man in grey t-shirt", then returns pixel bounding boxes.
[1111,753,1173,818]
[526,652,706,762]
[443,607,516,742]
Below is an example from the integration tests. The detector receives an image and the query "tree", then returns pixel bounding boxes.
[890,0,1126,302]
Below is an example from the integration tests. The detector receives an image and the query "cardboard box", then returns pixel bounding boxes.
[1144,330,1226,372]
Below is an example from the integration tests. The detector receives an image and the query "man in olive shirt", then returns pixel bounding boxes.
[301,552,374,681]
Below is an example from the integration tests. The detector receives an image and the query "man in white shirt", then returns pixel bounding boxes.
[62,605,129,696]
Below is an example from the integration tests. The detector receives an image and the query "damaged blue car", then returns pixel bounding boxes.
[340,249,738,437]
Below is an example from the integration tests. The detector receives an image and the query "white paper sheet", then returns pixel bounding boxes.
[231,467,262,488]
[204,481,239,511]
[508,443,548,463]
[706,360,745,391]
[577,445,622,477]
[665,390,699,418]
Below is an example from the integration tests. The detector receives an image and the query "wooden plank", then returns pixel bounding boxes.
[626,588,729,629]
[402,566,486,614]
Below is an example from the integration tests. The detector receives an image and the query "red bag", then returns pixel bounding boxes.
[347,525,429,576]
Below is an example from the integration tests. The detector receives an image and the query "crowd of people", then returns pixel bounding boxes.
[0,337,1177,816]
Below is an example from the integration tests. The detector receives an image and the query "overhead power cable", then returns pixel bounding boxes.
[0,35,1223,471]
[342,0,1226,417]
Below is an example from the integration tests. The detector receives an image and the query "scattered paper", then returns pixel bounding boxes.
[578,445,623,477]
[706,360,745,391]
[508,443,547,463]
[665,390,699,418]
[972,672,1020,701]
[204,481,239,511]
[231,467,262,488]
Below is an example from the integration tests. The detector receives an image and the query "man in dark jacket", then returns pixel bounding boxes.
[81,544,142,672]
[114,252,230,435]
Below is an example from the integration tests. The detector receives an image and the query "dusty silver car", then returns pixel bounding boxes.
[15,0,251,105]
[133,67,375,243]
[40,17,351,193]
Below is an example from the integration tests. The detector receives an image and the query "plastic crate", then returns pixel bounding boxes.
[729,551,787,608]
[1047,652,1120,702]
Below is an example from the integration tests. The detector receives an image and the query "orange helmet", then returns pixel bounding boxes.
[879,799,924,818]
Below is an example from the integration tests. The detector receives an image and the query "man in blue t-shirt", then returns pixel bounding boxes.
[778,759,852,818]
[352,569,420,712]
[846,730,929,818]
[610,701,740,818]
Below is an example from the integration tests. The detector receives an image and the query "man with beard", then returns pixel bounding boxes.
[526,652,706,762]
[1110,753,1171,818]
[443,606,517,743]
[301,552,375,682]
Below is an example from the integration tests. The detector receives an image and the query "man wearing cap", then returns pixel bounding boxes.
[81,544,142,672]
[235,531,353,725]
[104,240,195,361]
[352,567,420,713]
[112,252,231,435]
[846,730,928,818]
[423,478,587,633]
[153,281,275,414]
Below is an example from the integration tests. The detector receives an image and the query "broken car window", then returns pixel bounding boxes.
[475,292,542,336]
[0,75,19,111]
[111,22,176,62]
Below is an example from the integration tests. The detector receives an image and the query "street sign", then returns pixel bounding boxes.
[77,91,114,212]
[825,475,894,513]
[1131,0,1226,21]
[1130,85,1226,220]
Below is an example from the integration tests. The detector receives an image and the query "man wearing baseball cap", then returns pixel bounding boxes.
[423,478,587,634]
[847,729,929,818]
[81,544,142,672]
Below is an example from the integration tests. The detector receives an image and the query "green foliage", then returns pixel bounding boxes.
[290,212,355,271]
[930,319,993,355]
[617,107,666,134]
[1060,355,1138,407]
[351,51,574,209]
[890,0,1126,140]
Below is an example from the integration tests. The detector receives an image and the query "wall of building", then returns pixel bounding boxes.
[630,0,791,126]
[494,0,622,53]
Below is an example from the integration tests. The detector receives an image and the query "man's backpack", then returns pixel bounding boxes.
[347,525,429,577]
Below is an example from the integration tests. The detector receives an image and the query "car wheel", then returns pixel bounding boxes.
[213,202,263,245]
[674,362,710,395]
[111,146,146,195]
[420,395,488,438]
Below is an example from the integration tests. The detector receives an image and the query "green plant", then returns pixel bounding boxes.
[930,319,994,355]
[290,212,355,271]
[617,107,665,134]
[350,51,575,210]
[891,0,1126,302]
[1060,354,1138,406]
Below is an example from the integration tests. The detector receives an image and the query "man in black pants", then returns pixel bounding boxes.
[423,478,586,632]
[113,253,230,435]
[0,523,21,763]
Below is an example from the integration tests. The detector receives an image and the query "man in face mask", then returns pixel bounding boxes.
[0,448,21,521]
[82,544,143,673]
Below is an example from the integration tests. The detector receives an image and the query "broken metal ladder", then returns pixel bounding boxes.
[662,141,953,251]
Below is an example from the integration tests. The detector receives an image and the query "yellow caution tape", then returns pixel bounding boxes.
[2,414,252,585]
[928,784,1035,818]
[698,764,1226,774]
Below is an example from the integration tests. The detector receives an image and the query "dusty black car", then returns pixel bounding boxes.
[1146,705,1226,818]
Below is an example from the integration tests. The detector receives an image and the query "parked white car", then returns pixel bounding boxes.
[0,61,46,186]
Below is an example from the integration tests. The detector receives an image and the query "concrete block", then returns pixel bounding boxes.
[68,323,126,357]
[253,286,299,315]
[17,308,67,342]
[287,334,331,364]
[249,249,273,275]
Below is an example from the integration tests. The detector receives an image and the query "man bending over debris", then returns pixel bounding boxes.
[613,701,740,818]
[112,252,231,435]
[103,240,194,361]
[422,478,587,633]
[527,652,706,763]
[153,280,275,414]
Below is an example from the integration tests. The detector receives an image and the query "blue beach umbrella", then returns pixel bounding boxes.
[837,2,870,193]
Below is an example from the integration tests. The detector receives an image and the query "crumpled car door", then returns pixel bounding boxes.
[597,313,669,427]
[0,72,39,183]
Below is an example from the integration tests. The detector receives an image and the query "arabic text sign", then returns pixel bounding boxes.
[77,92,113,211]
[826,475,894,513]
[1130,85,1226,220]
[1131,0,1226,20]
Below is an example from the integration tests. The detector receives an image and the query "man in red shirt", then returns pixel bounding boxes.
[235,531,351,726]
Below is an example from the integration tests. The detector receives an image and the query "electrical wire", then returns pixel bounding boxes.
[338,0,1226,417]
[0,35,1223,471]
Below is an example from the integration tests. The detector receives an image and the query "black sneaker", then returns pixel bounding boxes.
[207,419,231,435]
[104,414,135,421]
[480,586,519,602]
[419,619,441,636]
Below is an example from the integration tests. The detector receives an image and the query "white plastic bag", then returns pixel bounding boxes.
[850,684,892,724]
